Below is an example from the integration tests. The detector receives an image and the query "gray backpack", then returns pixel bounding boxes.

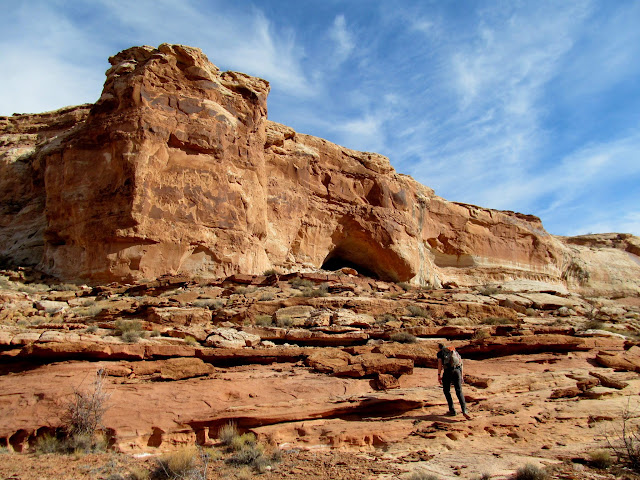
[442,346,462,369]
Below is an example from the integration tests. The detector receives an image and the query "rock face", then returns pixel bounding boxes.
[1,44,639,296]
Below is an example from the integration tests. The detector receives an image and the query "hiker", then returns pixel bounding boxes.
[437,343,471,419]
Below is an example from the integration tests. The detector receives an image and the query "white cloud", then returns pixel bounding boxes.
[329,15,355,65]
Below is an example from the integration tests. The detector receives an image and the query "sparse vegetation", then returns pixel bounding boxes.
[193,298,224,309]
[514,463,548,480]
[472,329,490,340]
[218,422,239,446]
[263,269,279,276]
[150,329,161,337]
[258,292,275,301]
[151,446,199,480]
[406,305,430,318]
[589,449,613,469]
[34,433,63,454]
[255,315,273,326]
[115,320,143,336]
[276,316,293,328]
[606,397,640,472]
[289,278,313,289]
[397,281,412,291]
[121,331,142,343]
[376,313,396,325]
[479,286,499,296]
[480,316,512,325]
[184,336,198,346]
[389,331,417,343]
[84,325,98,334]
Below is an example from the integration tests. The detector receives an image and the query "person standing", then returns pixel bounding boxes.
[437,343,471,419]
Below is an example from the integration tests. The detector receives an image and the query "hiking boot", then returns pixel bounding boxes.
[445,411,457,416]
[462,412,472,420]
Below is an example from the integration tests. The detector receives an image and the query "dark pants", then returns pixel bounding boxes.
[442,367,467,414]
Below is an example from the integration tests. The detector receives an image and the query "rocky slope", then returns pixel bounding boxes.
[1,268,640,479]
[1,44,639,297]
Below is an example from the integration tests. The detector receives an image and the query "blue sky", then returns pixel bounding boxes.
[1,0,639,236]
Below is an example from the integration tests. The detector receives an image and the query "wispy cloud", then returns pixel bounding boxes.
[328,15,355,66]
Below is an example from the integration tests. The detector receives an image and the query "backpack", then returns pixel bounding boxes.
[442,346,462,369]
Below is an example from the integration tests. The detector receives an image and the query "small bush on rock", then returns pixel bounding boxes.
[408,471,440,480]
[390,332,417,344]
[589,449,613,469]
[514,464,548,480]
[406,305,430,318]
[151,447,198,480]
[255,315,273,326]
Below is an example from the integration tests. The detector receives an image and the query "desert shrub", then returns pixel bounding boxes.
[408,471,440,480]
[85,325,98,334]
[480,317,511,325]
[525,308,537,316]
[230,432,257,452]
[183,336,198,347]
[18,283,50,294]
[218,423,239,446]
[479,286,499,296]
[151,447,198,480]
[299,286,328,298]
[606,397,640,471]
[406,305,429,318]
[51,283,79,292]
[0,445,9,454]
[276,316,293,328]
[64,370,110,439]
[390,331,417,344]
[376,313,396,325]
[114,319,142,335]
[589,449,613,469]
[150,329,161,337]
[16,319,28,327]
[289,278,313,289]
[121,331,142,343]
[34,433,64,454]
[258,292,274,301]
[193,299,223,309]
[472,329,490,340]
[263,269,279,276]
[397,282,412,291]
[255,315,273,327]
[514,464,547,480]
[475,474,491,480]
[128,466,151,480]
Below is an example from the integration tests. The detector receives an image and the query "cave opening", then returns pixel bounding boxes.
[321,252,380,280]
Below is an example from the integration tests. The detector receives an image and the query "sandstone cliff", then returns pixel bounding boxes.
[0,44,639,296]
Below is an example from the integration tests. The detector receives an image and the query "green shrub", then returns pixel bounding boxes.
[114,319,142,335]
[152,447,198,480]
[290,278,314,289]
[514,464,548,480]
[406,305,430,318]
[255,315,273,326]
[149,329,161,337]
[480,317,511,325]
[258,292,275,301]
[218,423,239,446]
[390,331,417,344]
[585,319,605,330]
[51,283,79,292]
[34,433,63,454]
[397,282,412,291]
[276,316,293,328]
[589,449,613,469]
[121,331,142,343]
[183,336,198,347]
[472,329,490,340]
[263,269,279,276]
[84,325,98,334]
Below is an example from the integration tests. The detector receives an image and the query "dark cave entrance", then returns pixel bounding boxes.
[321,251,381,280]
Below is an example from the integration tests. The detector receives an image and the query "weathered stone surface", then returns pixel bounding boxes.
[1,44,638,297]
[147,307,212,326]
[34,300,68,314]
[595,346,640,372]
[204,327,261,348]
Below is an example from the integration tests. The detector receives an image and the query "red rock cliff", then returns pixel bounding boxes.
[1,44,639,296]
